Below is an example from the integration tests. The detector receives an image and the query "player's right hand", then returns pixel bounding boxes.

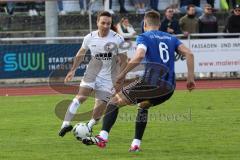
[64,71,75,83]
[186,80,196,91]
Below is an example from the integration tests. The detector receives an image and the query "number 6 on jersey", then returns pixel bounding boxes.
[159,42,169,63]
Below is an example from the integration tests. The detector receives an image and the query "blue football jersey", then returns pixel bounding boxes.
[136,30,182,86]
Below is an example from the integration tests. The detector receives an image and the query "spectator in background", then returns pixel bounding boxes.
[180,0,203,17]
[226,0,237,9]
[116,17,136,39]
[2,2,15,15]
[224,4,240,77]
[160,7,182,34]
[119,0,128,13]
[150,0,159,12]
[27,2,38,16]
[58,0,67,15]
[224,4,240,33]
[79,0,90,15]
[103,0,114,14]
[133,0,146,14]
[168,1,180,13]
[199,3,217,78]
[207,0,215,8]
[179,4,199,36]
[103,0,128,14]
[199,4,218,34]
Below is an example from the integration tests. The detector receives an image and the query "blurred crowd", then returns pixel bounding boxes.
[1,0,240,16]
[115,1,240,39]
[0,0,240,35]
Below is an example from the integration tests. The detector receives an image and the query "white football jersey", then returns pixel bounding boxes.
[81,30,127,81]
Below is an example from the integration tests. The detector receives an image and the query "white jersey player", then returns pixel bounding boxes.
[59,11,128,137]
[80,29,126,98]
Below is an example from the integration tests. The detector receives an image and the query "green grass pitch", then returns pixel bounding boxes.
[0,89,240,160]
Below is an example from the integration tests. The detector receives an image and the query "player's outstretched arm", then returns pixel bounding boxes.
[115,48,145,91]
[114,53,128,92]
[119,48,145,76]
[117,53,128,72]
[177,44,196,91]
[64,47,87,83]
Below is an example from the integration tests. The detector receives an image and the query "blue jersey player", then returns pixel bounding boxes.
[82,10,195,151]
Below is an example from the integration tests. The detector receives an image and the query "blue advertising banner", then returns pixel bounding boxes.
[0,44,88,79]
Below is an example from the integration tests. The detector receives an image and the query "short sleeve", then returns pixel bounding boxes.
[136,34,148,51]
[136,34,148,46]
[81,33,91,50]
[173,36,182,49]
[116,34,128,54]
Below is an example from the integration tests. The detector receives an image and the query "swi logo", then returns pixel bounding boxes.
[4,53,45,71]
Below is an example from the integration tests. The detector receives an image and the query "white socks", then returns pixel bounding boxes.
[61,121,70,129]
[98,133,141,147]
[87,119,97,129]
[131,139,141,147]
[61,98,80,128]
[69,98,80,114]
[99,130,109,140]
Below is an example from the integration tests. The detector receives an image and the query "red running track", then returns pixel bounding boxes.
[0,79,239,96]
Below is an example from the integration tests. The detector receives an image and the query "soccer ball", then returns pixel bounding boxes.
[73,123,92,141]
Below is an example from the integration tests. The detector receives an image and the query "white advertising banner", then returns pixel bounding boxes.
[128,38,240,73]
[180,38,240,73]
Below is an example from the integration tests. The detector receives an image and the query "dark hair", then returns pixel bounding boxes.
[204,3,212,8]
[187,4,195,10]
[120,17,128,23]
[97,11,112,21]
[111,20,118,32]
[164,6,173,13]
[144,10,161,26]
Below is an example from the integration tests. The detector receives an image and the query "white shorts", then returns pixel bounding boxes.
[80,77,114,102]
